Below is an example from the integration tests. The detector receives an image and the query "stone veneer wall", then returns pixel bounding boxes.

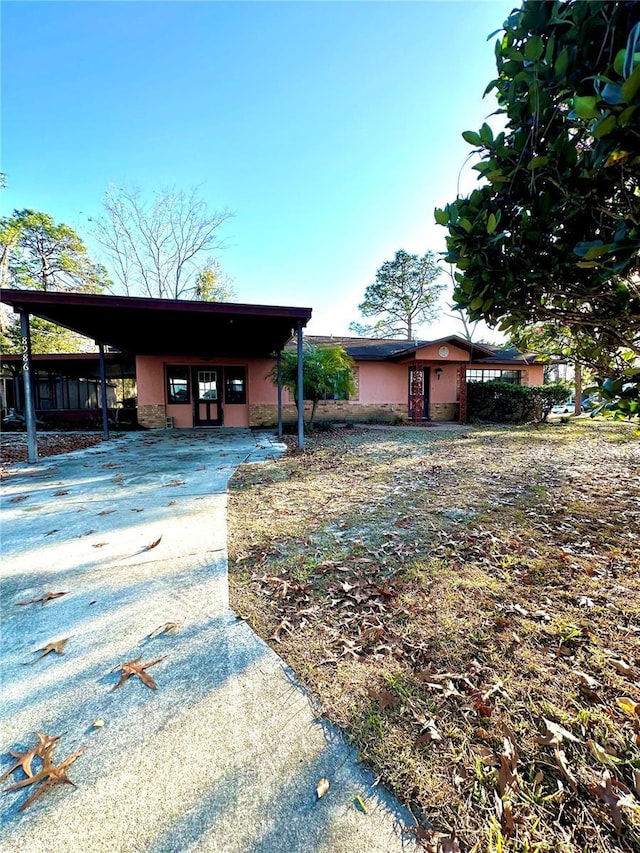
[249,401,409,427]
[137,404,167,429]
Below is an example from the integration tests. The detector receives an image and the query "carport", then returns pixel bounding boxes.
[0,288,312,461]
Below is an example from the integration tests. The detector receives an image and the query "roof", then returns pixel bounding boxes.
[305,335,540,365]
[0,289,312,358]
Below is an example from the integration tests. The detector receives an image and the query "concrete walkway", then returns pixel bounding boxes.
[0,429,419,852]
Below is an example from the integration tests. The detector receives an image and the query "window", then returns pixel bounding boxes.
[224,367,246,404]
[167,366,190,404]
[466,369,521,384]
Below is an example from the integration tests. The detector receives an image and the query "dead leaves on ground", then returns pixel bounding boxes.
[148,622,180,638]
[16,591,68,607]
[2,733,83,811]
[228,426,640,850]
[27,638,70,663]
[111,656,166,691]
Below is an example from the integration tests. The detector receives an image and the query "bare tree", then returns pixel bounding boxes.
[93,186,233,300]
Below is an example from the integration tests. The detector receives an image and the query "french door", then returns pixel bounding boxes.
[193,368,222,426]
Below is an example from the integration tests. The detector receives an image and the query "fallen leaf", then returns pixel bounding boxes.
[588,771,640,833]
[616,697,640,717]
[367,686,400,711]
[148,622,180,638]
[415,719,443,746]
[611,658,637,679]
[92,542,108,548]
[144,536,162,551]
[112,473,125,484]
[588,739,622,767]
[535,718,580,747]
[554,747,578,790]
[316,777,330,798]
[30,637,70,662]
[0,733,61,782]
[111,656,166,691]
[497,726,519,796]
[5,746,85,811]
[16,591,68,606]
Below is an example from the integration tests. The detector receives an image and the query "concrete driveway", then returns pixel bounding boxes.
[0,429,419,852]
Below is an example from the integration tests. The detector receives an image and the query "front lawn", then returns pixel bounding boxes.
[228,420,640,852]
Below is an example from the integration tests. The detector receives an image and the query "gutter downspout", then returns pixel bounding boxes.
[19,309,38,463]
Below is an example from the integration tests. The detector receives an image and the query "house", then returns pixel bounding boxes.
[1,289,545,437]
[273,335,545,425]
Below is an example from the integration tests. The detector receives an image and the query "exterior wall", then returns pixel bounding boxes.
[136,355,261,429]
[135,352,546,430]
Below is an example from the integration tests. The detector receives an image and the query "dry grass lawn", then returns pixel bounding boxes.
[228,419,640,852]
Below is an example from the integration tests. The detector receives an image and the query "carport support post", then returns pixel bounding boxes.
[297,321,304,450]
[19,309,38,463]
[276,351,283,438]
[98,343,110,441]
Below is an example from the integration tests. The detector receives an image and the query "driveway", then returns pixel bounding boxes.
[0,429,419,852]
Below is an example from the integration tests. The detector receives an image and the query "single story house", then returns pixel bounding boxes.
[278,335,544,426]
[1,289,545,437]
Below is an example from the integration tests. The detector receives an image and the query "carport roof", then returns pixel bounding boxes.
[0,289,312,358]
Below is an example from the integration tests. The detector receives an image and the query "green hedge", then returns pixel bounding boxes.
[466,381,572,423]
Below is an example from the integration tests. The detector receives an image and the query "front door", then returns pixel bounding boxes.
[408,366,430,421]
[193,369,223,426]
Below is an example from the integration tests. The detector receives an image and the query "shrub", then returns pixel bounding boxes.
[467,381,573,423]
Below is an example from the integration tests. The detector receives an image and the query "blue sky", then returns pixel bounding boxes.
[2,0,513,338]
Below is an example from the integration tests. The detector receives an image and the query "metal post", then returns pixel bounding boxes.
[276,351,283,438]
[98,343,110,441]
[19,309,38,463]
[296,321,304,450]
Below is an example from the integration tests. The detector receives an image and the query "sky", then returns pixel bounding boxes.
[1,0,515,340]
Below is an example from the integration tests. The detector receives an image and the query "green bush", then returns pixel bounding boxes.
[467,381,572,423]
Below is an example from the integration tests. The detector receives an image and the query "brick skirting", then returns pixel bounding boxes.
[137,404,167,429]
[249,401,410,427]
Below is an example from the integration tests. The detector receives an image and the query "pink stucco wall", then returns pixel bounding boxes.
[136,352,546,428]
[136,355,261,428]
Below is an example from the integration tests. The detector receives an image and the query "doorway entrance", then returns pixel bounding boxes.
[408,366,430,421]
[193,368,222,426]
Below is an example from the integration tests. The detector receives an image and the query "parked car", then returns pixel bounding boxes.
[551,401,575,415]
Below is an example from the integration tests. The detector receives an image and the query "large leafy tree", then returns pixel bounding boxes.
[0,209,108,353]
[350,249,444,340]
[93,185,233,300]
[270,343,356,429]
[437,1,640,414]
[0,209,108,293]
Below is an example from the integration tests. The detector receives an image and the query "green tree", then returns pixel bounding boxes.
[0,209,109,292]
[270,343,356,430]
[93,185,232,300]
[349,249,444,340]
[194,262,236,302]
[437,1,640,416]
[0,209,108,353]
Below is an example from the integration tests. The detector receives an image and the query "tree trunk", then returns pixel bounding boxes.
[574,363,582,415]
